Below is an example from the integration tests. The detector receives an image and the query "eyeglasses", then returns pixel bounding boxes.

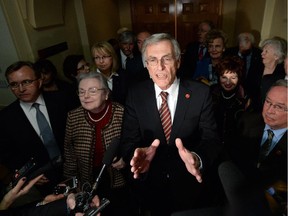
[77,63,90,71]
[264,99,287,112]
[145,55,174,67]
[93,56,112,62]
[9,79,38,90]
[78,87,104,97]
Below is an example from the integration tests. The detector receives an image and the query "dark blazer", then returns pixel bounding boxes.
[260,63,285,103]
[121,79,221,215]
[0,93,69,185]
[110,68,128,105]
[224,46,264,111]
[117,50,148,87]
[233,112,287,189]
[179,41,210,80]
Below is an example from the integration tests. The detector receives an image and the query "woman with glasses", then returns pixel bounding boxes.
[192,29,228,86]
[91,41,128,105]
[63,72,130,216]
[63,54,90,90]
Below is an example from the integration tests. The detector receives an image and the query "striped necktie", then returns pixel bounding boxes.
[159,92,172,143]
[258,129,274,164]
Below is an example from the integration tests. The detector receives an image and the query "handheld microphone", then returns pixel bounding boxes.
[74,138,119,213]
[91,137,120,192]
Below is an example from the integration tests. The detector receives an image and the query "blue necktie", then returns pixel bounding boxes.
[33,103,60,159]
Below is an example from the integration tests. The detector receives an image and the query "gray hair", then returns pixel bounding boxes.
[261,37,287,64]
[77,71,110,95]
[270,79,288,89]
[141,33,181,67]
[238,32,255,44]
[118,30,136,43]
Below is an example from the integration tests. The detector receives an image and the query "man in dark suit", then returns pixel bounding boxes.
[232,79,287,215]
[121,33,222,216]
[117,30,149,86]
[0,61,69,198]
[225,32,264,111]
[179,20,215,79]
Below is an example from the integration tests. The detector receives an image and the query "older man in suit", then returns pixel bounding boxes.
[121,33,222,216]
[232,79,287,215]
[0,61,69,198]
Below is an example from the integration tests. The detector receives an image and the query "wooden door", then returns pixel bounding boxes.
[131,0,222,51]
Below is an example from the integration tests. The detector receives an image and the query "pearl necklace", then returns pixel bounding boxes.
[221,91,236,100]
[87,104,109,122]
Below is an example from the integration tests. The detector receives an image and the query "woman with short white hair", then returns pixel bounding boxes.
[261,36,287,102]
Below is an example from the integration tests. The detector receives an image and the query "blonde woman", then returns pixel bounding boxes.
[91,41,128,105]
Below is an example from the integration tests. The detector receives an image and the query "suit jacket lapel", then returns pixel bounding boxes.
[169,82,191,143]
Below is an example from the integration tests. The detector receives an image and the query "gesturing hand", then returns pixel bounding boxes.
[130,139,160,179]
[175,138,202,183]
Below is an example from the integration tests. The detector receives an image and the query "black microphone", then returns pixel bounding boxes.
[91,137,120,192]
[218,161,271,216]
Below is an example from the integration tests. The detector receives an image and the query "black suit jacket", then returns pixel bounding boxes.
[233,112,287,189]
[224,46,264,111]
[121,79,221,214]
[117,50,148,87]
[0,93,69,183]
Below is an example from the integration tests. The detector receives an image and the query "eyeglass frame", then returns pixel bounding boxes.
[77,63,90,71]
[77,87,105,97]
[93,56,112,62]
[8,79,39,90]
[145,55,175,67]
[264,98,288,112]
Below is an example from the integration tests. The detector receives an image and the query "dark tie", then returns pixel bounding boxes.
[125,56,131,70]
[159,92,172,143]
[258,129,274,164]
[198,46,204,60]
[242,54,247,78]
[33,103,60,159]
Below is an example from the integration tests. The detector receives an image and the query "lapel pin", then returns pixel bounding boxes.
[185,94,190,99]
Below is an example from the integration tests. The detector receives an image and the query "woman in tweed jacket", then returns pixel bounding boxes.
[63,72,128,215]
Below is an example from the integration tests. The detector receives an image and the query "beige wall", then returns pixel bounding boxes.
[262,0,287,43]
[1,0,85,80]
[221,0,238,47]
[82,0,121,45]
[233,0,265,47]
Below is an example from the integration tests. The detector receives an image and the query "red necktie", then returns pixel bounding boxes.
[198,46,204,60]
[159,92,172,143]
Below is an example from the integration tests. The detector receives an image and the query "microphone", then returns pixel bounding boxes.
[218,161,271,216]
[91,137,120,192]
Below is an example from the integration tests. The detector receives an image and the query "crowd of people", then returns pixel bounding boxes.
[0,22,287,216]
